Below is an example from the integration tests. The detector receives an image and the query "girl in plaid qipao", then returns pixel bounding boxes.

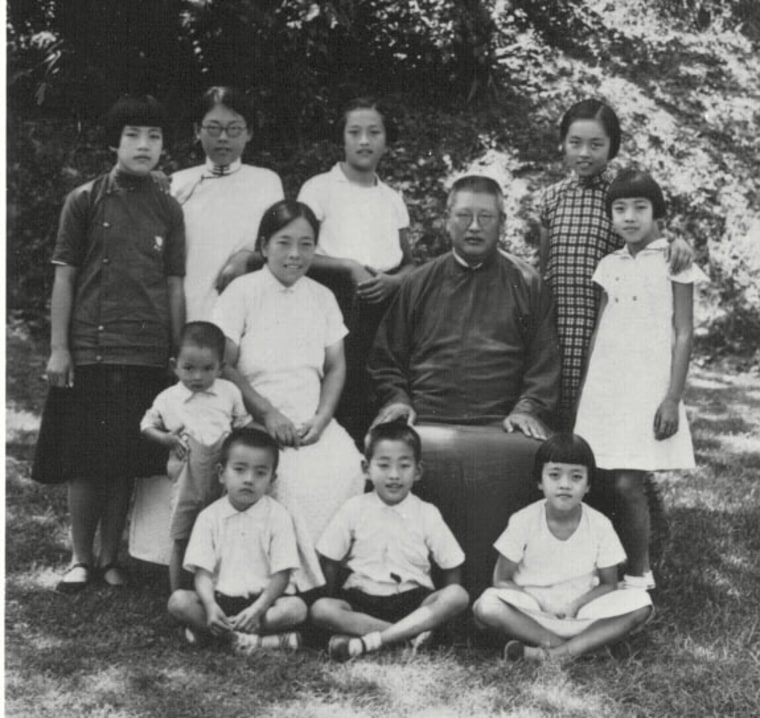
[538,99,692,429]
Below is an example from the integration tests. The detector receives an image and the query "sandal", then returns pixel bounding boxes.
[100,563,129,587]
[56,562,91,594]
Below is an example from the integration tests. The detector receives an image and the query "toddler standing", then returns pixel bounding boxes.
[539,99,691,428]
[171,86,284,321]
[32,96,185,592]
[141,321,250,592]
[575,169,707,588]
[298,97,413,441]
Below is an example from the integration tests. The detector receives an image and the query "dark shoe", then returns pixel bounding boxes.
[56,562,91,594]
[503,640,525,662]
[100,563,129,587]
[328,634,355,662]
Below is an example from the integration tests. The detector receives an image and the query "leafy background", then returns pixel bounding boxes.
[6,0,760,363]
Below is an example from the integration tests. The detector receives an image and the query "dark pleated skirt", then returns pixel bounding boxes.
[32,364,169,484]
[413,423,543,600]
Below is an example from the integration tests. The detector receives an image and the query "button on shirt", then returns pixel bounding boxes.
[140,378,250,445]
[52,168,185,367]
[317,492,465,595]
[183,495,300,597]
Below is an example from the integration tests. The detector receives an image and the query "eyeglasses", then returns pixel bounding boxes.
[200,123,248,138]
[450,211,500,228]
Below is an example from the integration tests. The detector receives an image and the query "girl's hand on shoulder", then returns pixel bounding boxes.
[654,397,680,440]
[666,236,694,275]
[357,270,400,304]
[264,408,300,448]
[206,602,232,636]
[46,348,75,388]
[298,416,328,447]
[215,251,253,294]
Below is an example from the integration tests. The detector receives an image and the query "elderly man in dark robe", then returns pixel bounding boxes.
[368,175,561,602]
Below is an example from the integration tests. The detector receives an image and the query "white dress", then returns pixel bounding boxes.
[171,160,284,321]
[575,239,707,470]
[212,266,365,582]
[478,500,651,639]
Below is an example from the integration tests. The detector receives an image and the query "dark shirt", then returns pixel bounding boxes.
[53,168,185,368]
[368,251,560,423]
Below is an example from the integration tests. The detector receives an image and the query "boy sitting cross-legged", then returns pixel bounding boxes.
[168,427,307,653]
[311,421,469,660]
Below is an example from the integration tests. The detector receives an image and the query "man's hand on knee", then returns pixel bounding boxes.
[372,402,417,427]
[502,412,550,440]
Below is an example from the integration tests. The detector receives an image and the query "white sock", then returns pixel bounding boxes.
[361,631,383,653]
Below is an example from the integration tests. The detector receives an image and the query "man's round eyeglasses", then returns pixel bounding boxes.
[451,212,499,228]
[200,123,248,138]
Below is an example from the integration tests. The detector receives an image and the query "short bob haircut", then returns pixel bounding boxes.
[606,168,667,220]
[104,95,168,149]
[446,174,505,215]
[336,96,399,145]
[559,99,621,160]
[364,420,422,463]
[219,427,280,472]
[177,321,226,363]
[257,199,320,252]
[532,433,597,485]
[193,86,255,129]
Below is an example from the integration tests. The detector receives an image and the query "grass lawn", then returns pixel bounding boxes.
[5,321,760,718]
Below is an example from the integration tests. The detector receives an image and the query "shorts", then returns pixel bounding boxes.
[214,592,262,617]
[32,364,168,484]
[338,587,432,624]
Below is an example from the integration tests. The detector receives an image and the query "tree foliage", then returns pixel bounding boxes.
[6,0,760,358]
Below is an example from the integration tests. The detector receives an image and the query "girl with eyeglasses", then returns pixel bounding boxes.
[129,87,283,568]
[171,86,284,322]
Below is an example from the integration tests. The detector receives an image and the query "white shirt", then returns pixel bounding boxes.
[298,163,409,272]
[494,500,626,588]
[140,378,250,444]
[171,161,284,321]
[184,495,300,596]
[212,266,347,424]
[317,491,465,595]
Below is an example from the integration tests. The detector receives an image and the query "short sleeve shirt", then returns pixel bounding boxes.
[184,495,300,596]
[298,164,409,272]
[493,500,626,588]
[212,266,347,423]
[53,168,185,367]
[317,492,465,595]
[140,378,250,444]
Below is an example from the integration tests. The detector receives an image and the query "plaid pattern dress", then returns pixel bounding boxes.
[540,173,622,428]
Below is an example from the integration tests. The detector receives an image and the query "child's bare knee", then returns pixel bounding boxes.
[614,472,645,500]
[285,597,308,624]
[167,589,194,619]
[442,584,469,611]
[472,592,500,625]
[309,597,334,625]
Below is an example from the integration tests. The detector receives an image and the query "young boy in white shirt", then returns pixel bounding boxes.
[311,421,469,660]
[141,321,250,592]
[167,428,307,652]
